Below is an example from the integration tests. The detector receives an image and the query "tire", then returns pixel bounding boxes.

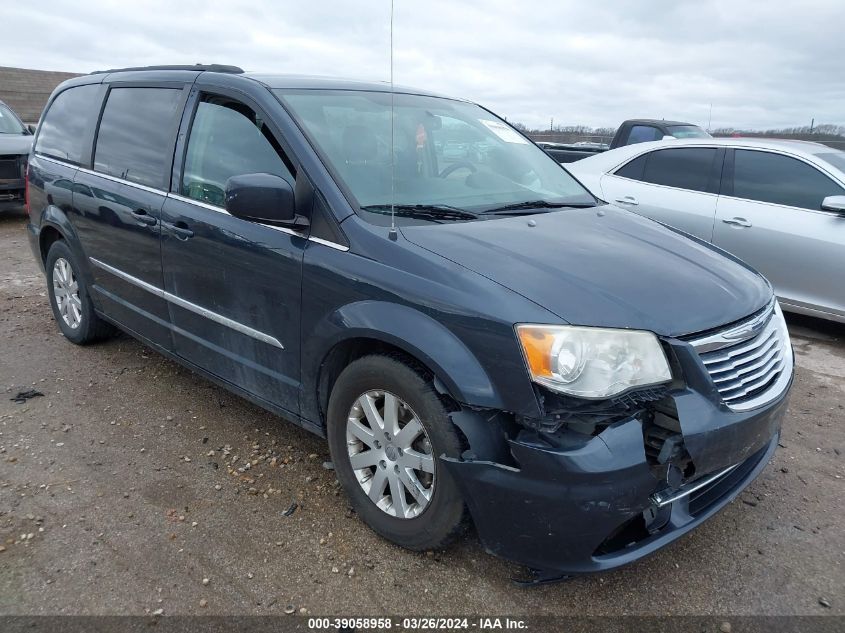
[327,354,466,550]
[45,240,114,345]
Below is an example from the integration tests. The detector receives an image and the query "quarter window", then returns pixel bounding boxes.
[732,150,844,210]
[181,98,293,208]
[94,87,183,189]
[34,84,101,165]
[615,154,647,180]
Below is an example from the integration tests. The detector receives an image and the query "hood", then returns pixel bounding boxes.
[401,206,772,337]
[0,134,33,155]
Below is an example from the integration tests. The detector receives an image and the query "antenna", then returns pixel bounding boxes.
[388,0,398,241]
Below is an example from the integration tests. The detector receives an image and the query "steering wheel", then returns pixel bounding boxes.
[439,161,478,178]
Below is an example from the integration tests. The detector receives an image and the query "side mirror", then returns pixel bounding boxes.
[821,195,845,215]
[27,124,36,135]
[661,134,676,141]
[224,173,308,228]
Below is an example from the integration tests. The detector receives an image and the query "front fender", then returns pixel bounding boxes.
[302,301,504,421]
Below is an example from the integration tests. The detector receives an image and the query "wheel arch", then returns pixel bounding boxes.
[38,207,94,284]
[303,301,504,431]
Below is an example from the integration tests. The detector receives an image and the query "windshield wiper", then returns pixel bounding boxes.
[482,200,597,215]
[360,204,480,222]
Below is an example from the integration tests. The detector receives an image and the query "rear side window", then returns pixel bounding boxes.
[641,147,718,193]
[181,98,293,207]
[732,150,845,210]
[626,125,662,145]
[34,84,100,165]
[94,87,183,189]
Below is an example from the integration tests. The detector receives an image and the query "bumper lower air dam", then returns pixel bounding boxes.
[442,390,787,581]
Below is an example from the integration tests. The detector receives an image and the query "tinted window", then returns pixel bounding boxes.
[641,147,717,192]
[626,125,662,145]
[733,150,844,210]
[181,98,294,207]
[94,88,183,189]
[615,154,647,180]
[34,84,100,164]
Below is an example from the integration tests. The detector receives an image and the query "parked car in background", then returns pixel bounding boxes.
[538,119,710,163]
[27,66,792,580]
[568,138,845,323]
[0,100,34,212]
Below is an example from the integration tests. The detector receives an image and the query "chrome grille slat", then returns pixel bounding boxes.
[688,301,792,411]
[703,330,779,371]
[720,358,784,400]
[701,327,777,365]
[711,345,782,384]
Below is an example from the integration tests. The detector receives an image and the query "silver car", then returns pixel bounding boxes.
[568,138,845,323]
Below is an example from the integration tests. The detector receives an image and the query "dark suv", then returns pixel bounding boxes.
[26,65,793,580]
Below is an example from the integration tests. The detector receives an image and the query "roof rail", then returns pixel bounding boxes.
[90,64,244,75]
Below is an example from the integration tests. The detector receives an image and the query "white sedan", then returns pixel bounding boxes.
[567,138,845,323]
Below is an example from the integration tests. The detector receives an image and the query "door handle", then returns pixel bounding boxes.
[163,220,194,240]
[722,217,752,228]
[131,209,157,226]
[614,196,639,206]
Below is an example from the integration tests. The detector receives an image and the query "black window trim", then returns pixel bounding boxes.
[89,81,191,192]
[611,145,725,195]
[721,146,845,214]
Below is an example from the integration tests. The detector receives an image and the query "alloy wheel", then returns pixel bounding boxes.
[346,390,436,519]
[52,257,82,329]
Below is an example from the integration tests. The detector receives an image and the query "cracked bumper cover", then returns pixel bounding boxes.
[443,383,789,576]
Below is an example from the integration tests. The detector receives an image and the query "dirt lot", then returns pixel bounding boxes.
[0,209,842,616]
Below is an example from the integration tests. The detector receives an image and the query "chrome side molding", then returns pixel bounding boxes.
[89,257,285,350]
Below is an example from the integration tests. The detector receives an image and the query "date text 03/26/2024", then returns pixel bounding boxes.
[307,617,528,630]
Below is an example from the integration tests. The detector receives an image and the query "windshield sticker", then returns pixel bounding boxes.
[480,119,528,144]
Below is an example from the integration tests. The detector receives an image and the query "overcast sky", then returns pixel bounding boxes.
[4,0,843,130]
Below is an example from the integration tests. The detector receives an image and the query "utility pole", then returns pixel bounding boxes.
[550,117,554,132]
[707,103,712,133]
[810,118,815,133]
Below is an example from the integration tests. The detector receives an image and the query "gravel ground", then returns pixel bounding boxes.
[0,209,842,616]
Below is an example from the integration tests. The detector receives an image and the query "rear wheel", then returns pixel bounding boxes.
[327,355,465,550]
[46,240,113,344]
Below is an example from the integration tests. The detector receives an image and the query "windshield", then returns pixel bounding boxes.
[0,103,27,134]
[817,151,845,174]
[666,125,711,139]
[275,89,594,223]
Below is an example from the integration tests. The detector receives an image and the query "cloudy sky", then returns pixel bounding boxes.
[4,0,843,130]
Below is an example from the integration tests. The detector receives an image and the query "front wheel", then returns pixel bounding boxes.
[327,355,466,550]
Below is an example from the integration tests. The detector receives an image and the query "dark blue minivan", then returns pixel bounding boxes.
[25,65,793,580]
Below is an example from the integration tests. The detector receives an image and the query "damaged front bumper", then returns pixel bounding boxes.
[443,364,790,578]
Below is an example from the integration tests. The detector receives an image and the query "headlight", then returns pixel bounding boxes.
[516,324,672,399]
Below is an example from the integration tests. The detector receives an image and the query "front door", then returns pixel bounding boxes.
[160,90,305,415]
